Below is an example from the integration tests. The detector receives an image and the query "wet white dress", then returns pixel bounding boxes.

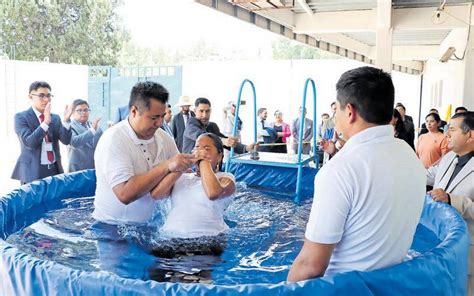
[161,172,235,238]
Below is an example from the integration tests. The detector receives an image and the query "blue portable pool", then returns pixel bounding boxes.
[0,170,469,295]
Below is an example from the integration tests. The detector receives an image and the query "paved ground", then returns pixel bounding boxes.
[1,136,70,196]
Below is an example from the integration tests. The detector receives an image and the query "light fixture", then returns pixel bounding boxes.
[439,47,456,62]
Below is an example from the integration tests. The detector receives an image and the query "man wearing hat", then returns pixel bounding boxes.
[171,95,195,152]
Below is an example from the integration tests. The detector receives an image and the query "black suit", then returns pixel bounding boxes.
[402,115,415,150]
[182,117,246,154]
[12,107,72,183]
[171,111,194,152]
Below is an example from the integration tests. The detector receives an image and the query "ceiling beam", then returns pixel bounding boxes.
[381,45,439,60]
[375,0,393,72]
[294,9,376,33]
[312,33,372,57]
[294,5,472,34]
[393,5,472,31]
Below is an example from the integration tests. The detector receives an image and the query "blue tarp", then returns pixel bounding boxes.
[226,162,317,200]
[0,170,469,295]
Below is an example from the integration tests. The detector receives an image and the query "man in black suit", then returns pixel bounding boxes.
[11,81,73,184]
[182,97,254,154]
[171,95,194,152]
[395,103,415,148]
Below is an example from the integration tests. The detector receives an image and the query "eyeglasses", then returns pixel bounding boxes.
[31,93,54,100]
[75,109,91,114]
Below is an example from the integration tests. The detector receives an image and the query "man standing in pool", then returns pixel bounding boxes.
[93,81,205,224]
[288,67,426,281]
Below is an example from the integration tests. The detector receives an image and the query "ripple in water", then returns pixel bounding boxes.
[6,184,439,285]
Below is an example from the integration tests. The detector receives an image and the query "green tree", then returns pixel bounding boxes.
[0,0,128,65]
[272,37,340,60]
[118,38,219,66]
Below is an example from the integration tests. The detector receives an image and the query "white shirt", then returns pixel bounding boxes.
[32,107,71,165]
[161,172,235,238]
[305,125,426,276]
[93,119,179,224]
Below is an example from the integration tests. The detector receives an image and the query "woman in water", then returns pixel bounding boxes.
[151,133,236,239]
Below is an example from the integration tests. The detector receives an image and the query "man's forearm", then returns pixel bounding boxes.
[150,171,182,199]
[287,255,325,282]
[113,162,170,205]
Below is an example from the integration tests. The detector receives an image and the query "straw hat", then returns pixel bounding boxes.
[175,95,192,107]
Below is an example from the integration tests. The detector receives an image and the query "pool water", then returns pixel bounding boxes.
[6,185,439,285]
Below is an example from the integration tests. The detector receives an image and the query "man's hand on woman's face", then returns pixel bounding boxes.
[192,148,212,162]
[167,154,197,172]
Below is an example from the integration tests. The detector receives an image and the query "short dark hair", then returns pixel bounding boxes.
[72,99,89,110]
[129,81,169,112]
[455,106,468,113]
[166,103,171,108]
[425,112,441,123]
[330,102,336,108]
[336,66,394,124]
[321,113,330,118]
[195,97,211,107]
[395,102,406,111]
[258,107,267,115]
[451,111,474,133]
[29,81,51,93]
[429,108,439,113]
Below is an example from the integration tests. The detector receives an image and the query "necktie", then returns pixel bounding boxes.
[39,114,54,163]
[261,120,265,129]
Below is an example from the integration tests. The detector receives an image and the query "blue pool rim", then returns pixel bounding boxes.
[0,170,469,295]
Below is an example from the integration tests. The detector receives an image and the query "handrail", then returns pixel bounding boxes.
[225,79,257,172]
[295,78,317,202]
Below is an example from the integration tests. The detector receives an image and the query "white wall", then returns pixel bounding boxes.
[182,59,422,144]
[0,59,88,195]
[421,29,474,123]
[462,40,474,110]
[422,59,466,121]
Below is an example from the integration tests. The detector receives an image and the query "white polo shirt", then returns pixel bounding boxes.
[93,119,179,224]
[305,125,426,276]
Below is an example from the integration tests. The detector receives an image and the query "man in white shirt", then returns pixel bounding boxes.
[93,82,199,224]
[288,66,426,281]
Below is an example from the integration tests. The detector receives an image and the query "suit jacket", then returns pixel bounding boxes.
[291,117,314,141]
[12,107,72,183]
[113,105,129,124]
[68,120,103,172]
[182,117,246,155]
[171,112,194,152]
[427,151,474,273]
[161,122,173,137]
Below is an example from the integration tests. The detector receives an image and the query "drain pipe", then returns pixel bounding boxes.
[417,74,424,130]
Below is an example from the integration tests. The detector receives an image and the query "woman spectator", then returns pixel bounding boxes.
[270,110,291,153]
[416,112,449,168]
[391,109,415,150]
